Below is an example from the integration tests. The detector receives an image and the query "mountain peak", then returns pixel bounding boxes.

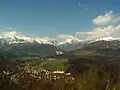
[95,37,119,41]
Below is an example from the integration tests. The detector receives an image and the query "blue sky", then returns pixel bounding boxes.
[0,0,120,37]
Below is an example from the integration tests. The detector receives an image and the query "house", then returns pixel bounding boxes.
[53,70,64,74]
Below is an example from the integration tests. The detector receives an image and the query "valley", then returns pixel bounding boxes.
[1,35,120,90]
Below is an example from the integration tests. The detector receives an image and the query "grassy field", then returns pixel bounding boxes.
[42,59,68,71]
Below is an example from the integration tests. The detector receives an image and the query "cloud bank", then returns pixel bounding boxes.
[93,11,120,26]
[0,11,120,41]
[0,30,23,37]
[77,11,120,40]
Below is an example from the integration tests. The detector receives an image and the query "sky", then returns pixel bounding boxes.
[0,0,120,40]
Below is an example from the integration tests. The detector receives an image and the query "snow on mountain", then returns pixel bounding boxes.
[95,37,119,41]
[0,33,81,46]
[57,38,83,46]
[56,51,64,55]
[57,37,120,46]
[0,36,34,44]
[0,35,58,46]
[0,32,120,47]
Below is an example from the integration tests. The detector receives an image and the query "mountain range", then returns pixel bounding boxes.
[0,35,120,59]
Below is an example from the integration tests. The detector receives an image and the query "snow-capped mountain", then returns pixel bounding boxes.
[1,34,120,52]
[0,35,66,58]
[94,37,120,42]
[0,36,58,46]
[58,36,120,51]
[57,38,81,46]
[1,31,120,45]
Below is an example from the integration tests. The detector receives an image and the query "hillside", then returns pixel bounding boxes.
[0,43,64,59]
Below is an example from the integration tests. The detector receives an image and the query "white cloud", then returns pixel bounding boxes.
[89,25,120,38]
[76,10,120,40]
[51,34,78,42]
[55,34,74,39]
[0,30,23,37]
[1,11,120,42]
[76,11,120,40]
[77,25,120,40]
[93,11,120,26]
[2,27,14,30]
